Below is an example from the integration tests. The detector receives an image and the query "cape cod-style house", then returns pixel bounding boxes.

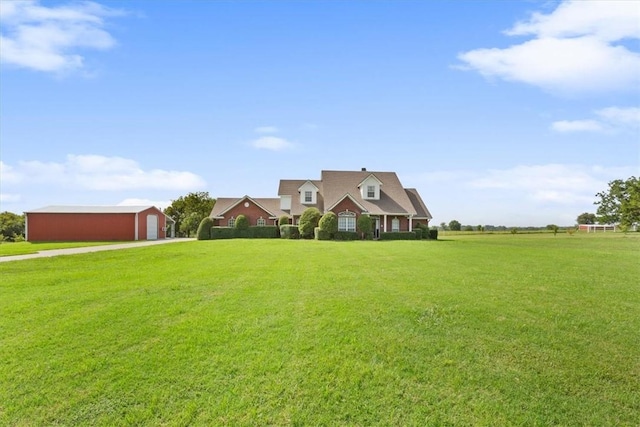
[210,168,431,237]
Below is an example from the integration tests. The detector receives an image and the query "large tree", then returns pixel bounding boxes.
[164,192,215,237]
[298,207,322,238]
[594,177,640,227]
[576,212,596,225]
[448,219,461,231]
[0,211,25,241]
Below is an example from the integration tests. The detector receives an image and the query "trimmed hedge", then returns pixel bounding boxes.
[278,215,290,226]
[280,225,300,239]
[210,227,236,239]
[334,231,359,241]
[314,227,332,241]
[380,231,418,240]
[414,228,423,240]
[210,226,279,239]
[235,214,249,230]
[429,229,438,240]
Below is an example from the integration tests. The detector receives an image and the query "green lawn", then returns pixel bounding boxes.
[1,234,638,425]
[0,241,122,257]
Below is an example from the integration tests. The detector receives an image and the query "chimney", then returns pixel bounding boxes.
[361,167,367,171]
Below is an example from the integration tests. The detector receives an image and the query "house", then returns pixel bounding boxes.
[210,169,431,237]
[25,206,175,242]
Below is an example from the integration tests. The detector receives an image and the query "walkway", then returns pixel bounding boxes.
[0,239,195,263]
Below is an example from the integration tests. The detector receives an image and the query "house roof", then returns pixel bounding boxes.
[320,170,418,215]
[405,188,432,219]
[210,196,286,219]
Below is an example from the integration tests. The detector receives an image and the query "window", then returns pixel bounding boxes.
[392,218,400,232]
[338,211,356,232]
[367,185,375,198]
[257,217,266,227]
[228,217,235,228]
[304,191,313,203]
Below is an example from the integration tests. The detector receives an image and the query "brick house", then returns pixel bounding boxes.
[210,169,431,237]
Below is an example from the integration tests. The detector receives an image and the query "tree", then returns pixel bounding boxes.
[0,211,25,241]
[576,212,596,225]
[448,220,461,231]
[439,222,448,231]
[595,177,640,227]
[164,192,215,237]
[298,207,322,238]
[234,214,249,230]
[196,217,214,240]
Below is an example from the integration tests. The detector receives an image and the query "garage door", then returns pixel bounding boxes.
[147,215,158,240]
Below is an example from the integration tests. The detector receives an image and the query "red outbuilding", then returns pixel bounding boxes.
[25,206,175,242]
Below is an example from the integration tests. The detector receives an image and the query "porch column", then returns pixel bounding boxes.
[409,215,413,232]
[383,214,387,232]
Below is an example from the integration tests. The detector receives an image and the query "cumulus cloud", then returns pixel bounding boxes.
[457,1,640,95]
[251,136,295,151]
[551,106,640,132]
[0,0,125,73]
[1,154,206,191]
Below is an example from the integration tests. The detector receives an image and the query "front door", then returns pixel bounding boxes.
[374,217,380,239]
[146,215,158,240]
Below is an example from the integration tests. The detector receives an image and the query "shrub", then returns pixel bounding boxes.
[380,232,417,240]
[334,231,359,241]
[210,227,236,239]
[314,227,332,240]
[247,226,279,238]
[428,228,438,240]
[357,214,372,239]
[196,217,214,240]
[299,207,322,239]
[318,212,338,239]
[414,228,423,240]
[280,225,300,239]
[278,215,290,226]
[235,215,249,230]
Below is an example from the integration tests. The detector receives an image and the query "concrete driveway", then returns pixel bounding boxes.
[0,238,195,263]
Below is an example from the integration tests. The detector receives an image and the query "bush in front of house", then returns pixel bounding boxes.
[334,231,359,240]
[278,215,290,226]
[414,228,423,240]
[314,227,332,240]
[280,225,300,239]
[210,227,236,239]
[429,228,438,240]
[318,212,338,239]
[247,226,279,238]
[380,231,418,240]
[235,214,249,230]
[357,214,372,239]
[299,207,322,239]
[196,217,214,240]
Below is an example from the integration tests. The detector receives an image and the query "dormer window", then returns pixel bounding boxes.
[367,185,375,199]
[359,174,382,200]
[299,181,319,204]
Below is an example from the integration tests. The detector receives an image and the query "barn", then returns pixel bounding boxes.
[25,206,175,242]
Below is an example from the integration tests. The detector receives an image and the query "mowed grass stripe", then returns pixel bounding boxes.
[1,235,638,425]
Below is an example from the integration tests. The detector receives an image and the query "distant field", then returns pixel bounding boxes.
[0,241,122,257]
[1,234,638,425]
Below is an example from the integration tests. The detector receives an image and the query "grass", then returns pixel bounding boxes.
[0,241,122,257]
[1,233,639,425]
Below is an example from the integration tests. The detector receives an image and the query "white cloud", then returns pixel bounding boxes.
[0,0,125,73]
[458,1,640,94]
[2,154,206,191]
[551,106,640,133]
[551,119,604,133]
[254,126,279,134]
[251,136,295,151]
[0,193,22,203]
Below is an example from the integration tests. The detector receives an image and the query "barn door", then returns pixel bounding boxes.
[146,215,158,240]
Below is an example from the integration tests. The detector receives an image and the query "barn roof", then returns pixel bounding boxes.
[26,205,164,214]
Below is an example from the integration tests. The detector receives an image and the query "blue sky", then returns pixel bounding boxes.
[1,0,638,226]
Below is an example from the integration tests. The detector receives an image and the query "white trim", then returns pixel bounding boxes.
[326,193,368,212]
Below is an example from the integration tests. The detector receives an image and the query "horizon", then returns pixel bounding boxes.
[1,0,638,227]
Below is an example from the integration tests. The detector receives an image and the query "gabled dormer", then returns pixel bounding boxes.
[298,180,319,204]
[358,174,383,200]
